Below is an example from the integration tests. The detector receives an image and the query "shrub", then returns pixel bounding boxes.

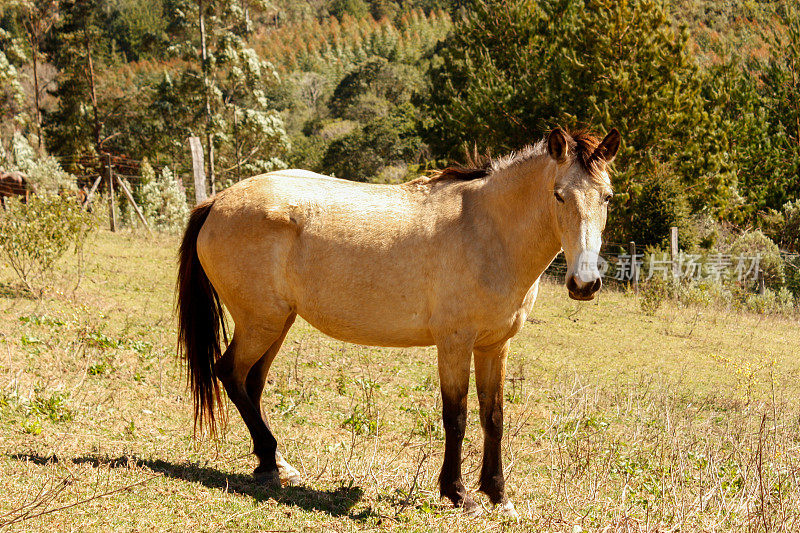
[786,255,800,297]
[776,287,797,313]
[4,133,76,193]
[727,230,784,290]
[22,156,77,194]
[137,162,189,231]
[779,200,800,253]
[744,289,778,314]
[640,275,669,315]
[0,194,95,294]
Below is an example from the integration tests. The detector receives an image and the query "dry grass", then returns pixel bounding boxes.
[0,229,798,532]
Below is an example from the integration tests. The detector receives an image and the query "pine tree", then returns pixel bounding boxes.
[731,3,800,216]
[427,0,738,241]
[43,0,108,160]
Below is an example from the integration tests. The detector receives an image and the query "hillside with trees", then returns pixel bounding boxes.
[0,0,798,251]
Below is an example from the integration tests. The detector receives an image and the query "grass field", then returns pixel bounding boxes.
[0,229,798,532]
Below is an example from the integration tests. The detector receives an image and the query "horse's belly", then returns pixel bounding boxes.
[291,261,434,347]
[296,296,434,347]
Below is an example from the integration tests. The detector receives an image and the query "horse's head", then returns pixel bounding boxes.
[547,127,620,301]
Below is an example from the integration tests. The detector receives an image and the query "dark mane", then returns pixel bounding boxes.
[415,128,604,186]
[427,165,492,182]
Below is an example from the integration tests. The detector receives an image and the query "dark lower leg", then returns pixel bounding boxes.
[478,403,505,503]
[439,392,473,508]
[475,345,508,504]
[436,338,475,510]
[243,315,295,471]
[216,343,278,474]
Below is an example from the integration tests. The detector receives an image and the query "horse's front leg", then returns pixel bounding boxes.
[474,340,518,519]
[436,332,480,514]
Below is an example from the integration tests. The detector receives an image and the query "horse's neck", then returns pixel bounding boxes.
[475,156,562,287]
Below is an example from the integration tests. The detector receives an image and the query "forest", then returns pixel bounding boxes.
[0,0,798,251]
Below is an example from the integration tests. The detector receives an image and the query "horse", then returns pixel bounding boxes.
[176,126,620,518]
[0,170,28,209]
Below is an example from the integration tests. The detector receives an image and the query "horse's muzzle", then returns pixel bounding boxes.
[567,275,602,301]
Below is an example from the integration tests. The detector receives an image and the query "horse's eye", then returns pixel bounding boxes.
[554,191,564,203]
[604,194,613,203]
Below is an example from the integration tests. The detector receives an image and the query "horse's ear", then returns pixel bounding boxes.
[547,127,569,163]
[594,128,621,163]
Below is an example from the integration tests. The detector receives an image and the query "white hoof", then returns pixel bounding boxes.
[280,470,303,487]
[463,502,484,518]
[498,500,519,521]
[275,451,303,487]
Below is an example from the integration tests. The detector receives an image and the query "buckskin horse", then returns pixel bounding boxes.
[177,127,620,518]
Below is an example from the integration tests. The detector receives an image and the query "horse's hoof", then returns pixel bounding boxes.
[281,471,303,487]
[462,496,483,517]
[253,468,281,488]
[498,500,519,521]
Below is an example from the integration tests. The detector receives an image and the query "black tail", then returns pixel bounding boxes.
[177,198,226,435]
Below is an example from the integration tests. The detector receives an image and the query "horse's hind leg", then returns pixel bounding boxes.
[215,320,288,484]
[244,313,303,485]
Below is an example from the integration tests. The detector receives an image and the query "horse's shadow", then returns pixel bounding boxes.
[10,453,368,519]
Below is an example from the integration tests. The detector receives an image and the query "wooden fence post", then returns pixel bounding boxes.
[83,174,103,208]
[104,153,117,232]
[670,226,679,281]
[114,175,152,235]
[189,136,207,204]
[629,241,638,293]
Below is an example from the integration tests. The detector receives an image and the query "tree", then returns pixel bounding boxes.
[0,50,27,137]
[322,102,422,181]
[730,3,800,218]
[43,0,108,159]
[8,0,59,150]
[329,57,420,120]
[426,0,737,242]
[164,0,290,188]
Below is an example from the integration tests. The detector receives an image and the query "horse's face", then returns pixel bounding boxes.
[548,128,620,301]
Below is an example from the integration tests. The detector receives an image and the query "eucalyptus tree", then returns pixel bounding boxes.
[164,0,290,190]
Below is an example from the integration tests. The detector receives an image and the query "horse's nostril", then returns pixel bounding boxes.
[590,278,602,292]
[566,275,579,293]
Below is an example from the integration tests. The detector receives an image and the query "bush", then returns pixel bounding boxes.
[744,289,778,314]
[786,255,800,297]
[779,200,800,253]
[136,161,189,231]
[0,194,95,294]
[727,230,784,290]
[640,275,670,315]
[4,132,76,194]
